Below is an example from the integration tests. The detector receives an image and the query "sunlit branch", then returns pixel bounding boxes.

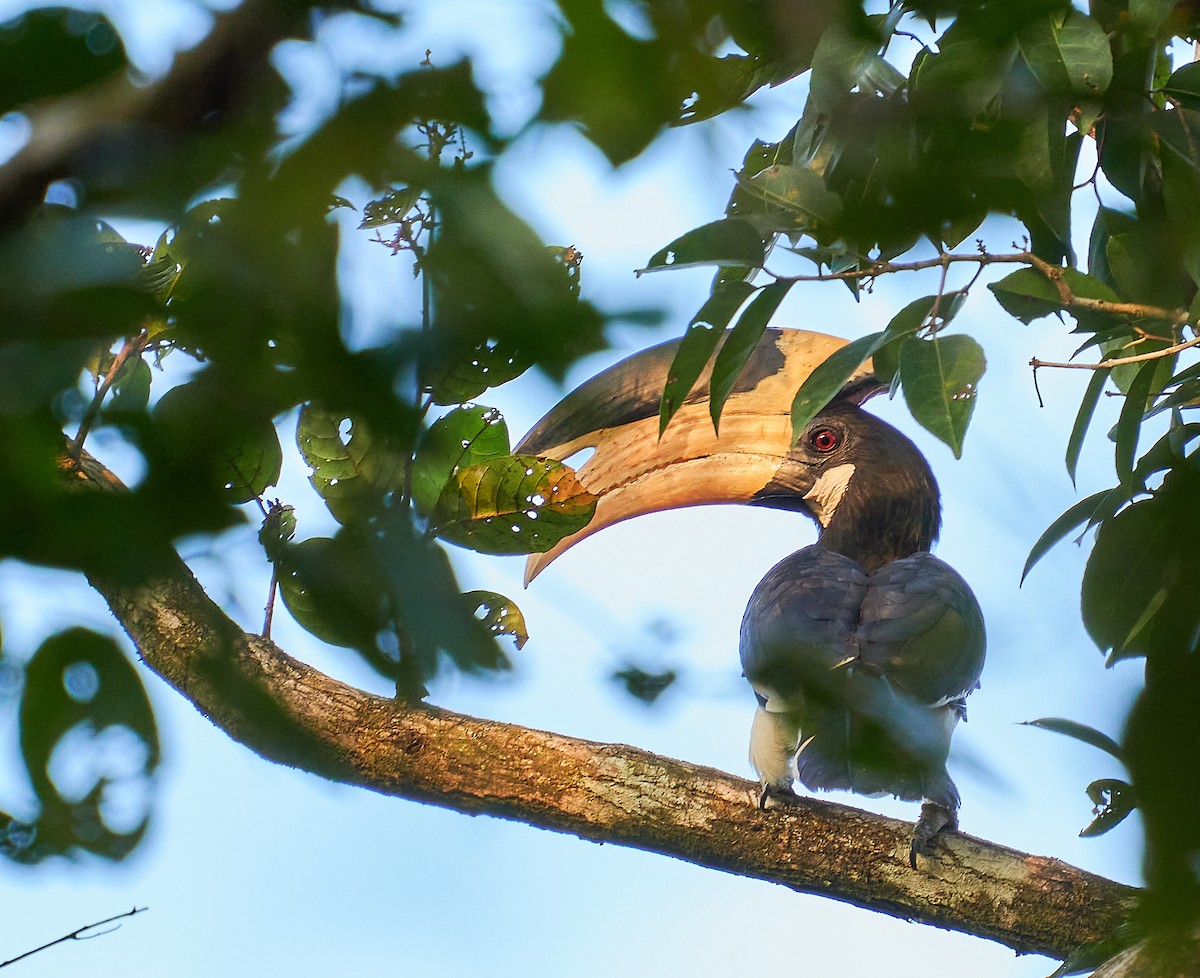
[1030,334,1200,371]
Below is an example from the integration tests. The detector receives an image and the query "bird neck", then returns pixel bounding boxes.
[816,456,941,574]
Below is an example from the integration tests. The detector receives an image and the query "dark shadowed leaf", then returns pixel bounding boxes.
[428,337,532,406]
[463,590,529,650]
[709,279,793,431]
[899,334,986,457]
[1021,489,1111,583]
[358,187,422,229]
[155,380,283,503]
[1162,61,1200,110]
[1113,360,1158,485]
[640,219,766,275]
[1081,779,1137,837]
[296,404,406,523]
[1066,369,1108,485]
[0,9,126,117]
[431,455,597,554]
[660,280,756,434]
[411,405,511,516]
[1022,717,1124,760]
[743,164,844,230]
[612,665,678,705]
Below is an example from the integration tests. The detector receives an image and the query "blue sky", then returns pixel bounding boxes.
[0,2,1146,974]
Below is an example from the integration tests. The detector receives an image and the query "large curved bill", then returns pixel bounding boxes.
[516,327,881,584]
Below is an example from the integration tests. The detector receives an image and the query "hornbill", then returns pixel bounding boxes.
[517,327,986,864]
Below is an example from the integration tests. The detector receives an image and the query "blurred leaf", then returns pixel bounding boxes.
[104,355,152,418]
[791,330,886,436]
[899,334,986,457]
[411,405,511,516]
[1021,489,1111,583]
[1129,0,1177,36]
[463,590,528,650]
[431,455,597,555]
[709,279,793,431]
[640,219,766,275]
[296,404,406,524]
[0,9,126,117]
[1017,10,1111,98]
[17,628,158,862]
[1066,369,1107,485]
[808,21,904,112]
[659,280,756,434]
[1022,717,1124,760]
[612,665,677,705]
[742,164,844,231]
[1081,779,1137,837]
[156,380,282,504]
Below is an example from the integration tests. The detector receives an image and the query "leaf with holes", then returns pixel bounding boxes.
[296,404,407,523]
[463,590,529,650]
[640,219,766,275]
[899,334,986,458]
[427,337,533,406]
[412,406,511,517]
[18,628,158,861]
[431,456,597,555]
[1081,779,1137,837]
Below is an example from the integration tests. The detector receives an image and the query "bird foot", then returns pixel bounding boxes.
[909,802,958,869]
[757,783,800,810]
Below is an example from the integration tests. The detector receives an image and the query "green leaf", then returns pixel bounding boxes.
[411,406,511,517]
[463,590,529,650]
[1022,717,1124,760]
[258,502,297,563]
[277,535,388,654]
[155,381,283,504]
[612,665,678,705]
[105,356,152,417]
[640,219,765,275]
[870,293,964,389]
[809,22,904,111]
[791,331,886,436]
[1162,62,1200,110]
[743,164,844,229]
[296,405,406,523]
[708,279,793,431]
[1021,489,1111,583]
[659,281,756,434]
[899,334,986,457]
[1066,369,1108,485]
[1129,0,1177,37]
[1081,779,1137,837]
[427,337,533,406]
[1113,359,1158,485]
[358,187,422,229]
[431,455,597,555]
[988,267,1119,326]
[1017,10,1112,98]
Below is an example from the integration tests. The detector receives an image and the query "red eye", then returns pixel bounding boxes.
[810,427,840,453]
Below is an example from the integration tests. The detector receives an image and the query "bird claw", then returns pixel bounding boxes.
[909,802,958,869]
[758,783,799,810]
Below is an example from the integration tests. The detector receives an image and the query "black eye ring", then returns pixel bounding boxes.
[809,426,841,453]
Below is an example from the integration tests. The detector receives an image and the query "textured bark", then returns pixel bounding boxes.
[61,452,1138,962]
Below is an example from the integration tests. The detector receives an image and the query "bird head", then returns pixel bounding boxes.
[516,327,935,583]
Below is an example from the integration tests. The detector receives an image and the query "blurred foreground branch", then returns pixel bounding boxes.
[62,449,1136,963]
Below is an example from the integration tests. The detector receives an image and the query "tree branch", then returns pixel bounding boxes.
[0,907,146,970]
[59,450,1138,963]
[1030,335,1200,371]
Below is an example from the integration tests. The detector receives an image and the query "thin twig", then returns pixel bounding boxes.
[68,330,149,458]
[1030,334,1200,371]
[0,907,147,970]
